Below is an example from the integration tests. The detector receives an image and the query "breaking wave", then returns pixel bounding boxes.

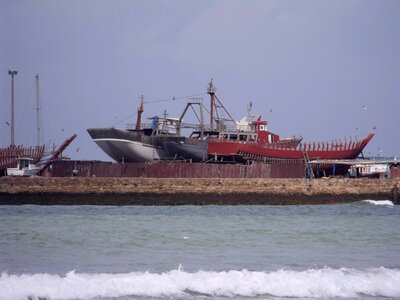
[1,267,400,300]
[362,200,394,206]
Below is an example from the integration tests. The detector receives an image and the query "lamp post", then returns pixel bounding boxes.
[8,70,18,147]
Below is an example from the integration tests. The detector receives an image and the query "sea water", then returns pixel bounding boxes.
[0,201,399,300]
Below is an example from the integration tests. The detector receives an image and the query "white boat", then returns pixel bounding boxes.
[348,163,389,178]
[6,157,41,176]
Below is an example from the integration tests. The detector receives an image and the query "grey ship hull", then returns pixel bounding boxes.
[165,139,208,162]
[87,128,184,162]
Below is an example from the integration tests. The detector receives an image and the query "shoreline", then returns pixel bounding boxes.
[1,177,399,205]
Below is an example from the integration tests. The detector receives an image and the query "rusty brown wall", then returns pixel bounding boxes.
[51,160,305,178]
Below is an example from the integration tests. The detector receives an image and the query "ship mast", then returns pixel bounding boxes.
[35,74,41,146]
[207,79,216,130]
[135,95,144,130]
[206,79,235,131]
[8,70,18,146]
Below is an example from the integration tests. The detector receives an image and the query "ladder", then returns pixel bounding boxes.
[302,150,314,179]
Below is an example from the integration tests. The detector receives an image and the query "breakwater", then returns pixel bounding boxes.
[0,177,399,205]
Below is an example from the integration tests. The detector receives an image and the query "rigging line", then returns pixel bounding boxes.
[109,92,206,127]
[110,112,137,127]
[201,103,211,116]
[189,105,202,124]
[15,80,35,144]
[143,92,207,104]
[40,82,58,146]
[43,99,58,146]
[214,94,235,123]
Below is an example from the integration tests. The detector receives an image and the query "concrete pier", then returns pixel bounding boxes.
[1,177,399,205]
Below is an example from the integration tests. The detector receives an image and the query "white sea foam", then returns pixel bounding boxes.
[1,267,400,300]
[362,200,394,206]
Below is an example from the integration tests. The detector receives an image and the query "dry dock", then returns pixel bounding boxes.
[0,177,399,205]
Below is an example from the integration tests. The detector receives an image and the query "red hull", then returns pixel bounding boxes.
[208,137,303,157]
[236,133,374,161]
[208,141,241,156]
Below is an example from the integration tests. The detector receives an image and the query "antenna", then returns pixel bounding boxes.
[247,101,252,118]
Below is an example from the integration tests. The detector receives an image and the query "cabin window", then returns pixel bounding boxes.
[19,159,29,169]
[268,134,272,143]
[260,125,265,131]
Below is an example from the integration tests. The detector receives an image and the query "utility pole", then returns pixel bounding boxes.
[8,70,18,147]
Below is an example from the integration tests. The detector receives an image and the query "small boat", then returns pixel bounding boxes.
[5,134,77,177]
[0,145,45,175]
[348,163,389,178]
[6,157,41,176]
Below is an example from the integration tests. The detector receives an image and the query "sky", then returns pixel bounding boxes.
[1,0,399,161]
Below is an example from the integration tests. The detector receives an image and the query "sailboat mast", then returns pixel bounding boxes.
[8,70,18,146]
[35,74,41,146]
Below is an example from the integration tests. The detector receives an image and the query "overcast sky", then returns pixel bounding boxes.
[1,0,399,160]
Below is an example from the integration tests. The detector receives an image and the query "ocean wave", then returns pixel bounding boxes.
[362,200,394,206]
[1,267,400,300]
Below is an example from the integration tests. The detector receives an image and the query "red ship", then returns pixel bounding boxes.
[203,80,374,163]
[166,80,302,162]
[206,116,303,161]
[167,80,374,163]
[202,80,374,163]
